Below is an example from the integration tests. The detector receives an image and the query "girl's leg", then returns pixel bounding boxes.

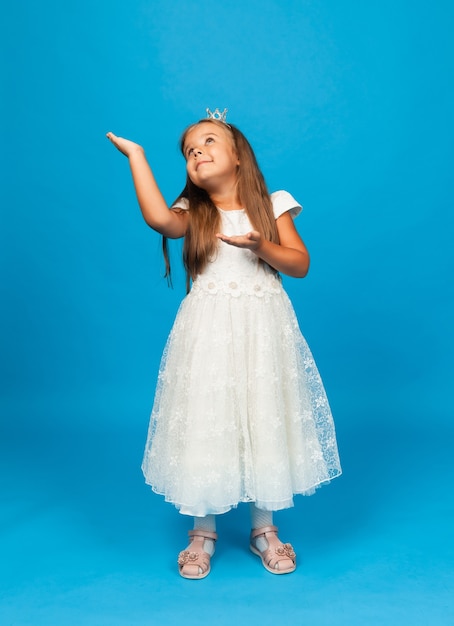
[193,514,216,556]
[178,514,217,579]
[249,503,296,574]
[249,504,273,551]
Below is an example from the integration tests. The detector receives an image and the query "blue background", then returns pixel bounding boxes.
[1,1,453,624]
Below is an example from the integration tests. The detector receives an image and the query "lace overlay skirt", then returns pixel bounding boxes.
[142,279,341,516]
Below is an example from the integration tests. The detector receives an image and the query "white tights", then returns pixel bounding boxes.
[190,504,274,555]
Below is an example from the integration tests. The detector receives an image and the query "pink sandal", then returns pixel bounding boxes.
[178,530,217,580]
[250,525,296,574]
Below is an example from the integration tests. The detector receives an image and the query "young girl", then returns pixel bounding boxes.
[106,109,341,579]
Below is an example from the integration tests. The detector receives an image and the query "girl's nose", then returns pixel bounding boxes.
[193,148,203,157]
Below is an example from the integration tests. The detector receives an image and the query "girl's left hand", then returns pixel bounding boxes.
[216,230,262,251]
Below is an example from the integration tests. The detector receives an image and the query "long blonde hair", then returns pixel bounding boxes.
[163,119,279,290]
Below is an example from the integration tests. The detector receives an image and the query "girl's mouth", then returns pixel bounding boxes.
[196,160,212,170]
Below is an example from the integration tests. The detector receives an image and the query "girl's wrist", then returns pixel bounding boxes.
[253,236,266,255]
[128,146,145,160]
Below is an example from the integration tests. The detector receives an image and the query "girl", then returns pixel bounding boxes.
[106,109,341,579]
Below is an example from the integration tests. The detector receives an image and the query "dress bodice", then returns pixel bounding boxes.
[172,190,303,297]
[193,209,282,297]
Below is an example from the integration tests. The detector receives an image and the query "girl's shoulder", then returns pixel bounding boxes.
[270,190,303,220]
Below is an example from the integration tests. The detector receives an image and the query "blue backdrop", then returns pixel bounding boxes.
[1,1,453,624]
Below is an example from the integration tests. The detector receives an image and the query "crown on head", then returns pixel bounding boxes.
[206,107,228,123]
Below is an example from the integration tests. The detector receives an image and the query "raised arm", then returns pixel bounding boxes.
[216,211,310,278]
[106,133,188,239]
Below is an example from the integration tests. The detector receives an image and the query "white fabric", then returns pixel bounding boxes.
[269,189,302,219]
[142,191,341,516]
[192,515,216,557]
[193,514,216,533]
[250,504,273,530]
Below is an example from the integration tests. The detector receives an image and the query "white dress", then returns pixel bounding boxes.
[142,190,341,516]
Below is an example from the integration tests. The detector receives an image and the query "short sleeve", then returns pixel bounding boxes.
[271,190,302,220]
[171,197,189,211]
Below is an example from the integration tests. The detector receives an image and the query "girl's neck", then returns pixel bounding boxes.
[209,190,243,212]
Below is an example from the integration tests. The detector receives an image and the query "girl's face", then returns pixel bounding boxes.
[183,122,239,192]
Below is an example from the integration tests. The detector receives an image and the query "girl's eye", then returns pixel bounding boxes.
[206,137,214,144]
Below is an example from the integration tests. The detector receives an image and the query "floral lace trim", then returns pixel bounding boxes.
[192,273,283,297]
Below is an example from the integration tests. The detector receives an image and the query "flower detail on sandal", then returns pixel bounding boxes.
[275,543,296,560]
[178,550,199,566]
[250,525,296,575]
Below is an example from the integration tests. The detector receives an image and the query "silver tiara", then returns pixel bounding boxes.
[206,107,228,123]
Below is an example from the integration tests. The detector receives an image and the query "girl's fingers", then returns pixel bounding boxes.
[216,232,260,250]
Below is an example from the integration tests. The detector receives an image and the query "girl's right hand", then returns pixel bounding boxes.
[106,132,144,158]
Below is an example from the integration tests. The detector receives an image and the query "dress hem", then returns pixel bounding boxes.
[145,470,342,517]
